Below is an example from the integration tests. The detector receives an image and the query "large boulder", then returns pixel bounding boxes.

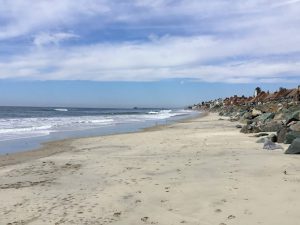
[277,127,288,143]
[259,121,283,132]
[255,113,275,123]
[284,131,300,144]
[252,109,262,117]
[286,110,300,124]
[241,112,252,120]
[274,112,284,120]
[285,138,300,154]
[290,121,300,132]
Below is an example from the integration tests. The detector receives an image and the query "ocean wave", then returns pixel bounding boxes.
[0,125,52,134]
[54,108,68,112]
[148,111,159,114]
[0,109,193,141]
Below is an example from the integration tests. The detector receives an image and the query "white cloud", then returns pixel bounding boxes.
[0,35,299,83]
[33,32,79,47]
[0,0,110,40]
[0,0,299,83]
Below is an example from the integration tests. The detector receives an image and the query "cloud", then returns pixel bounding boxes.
[0,0,299,83]
[0,0,110,40]
[33,32,79,47]
[0,35,299,83]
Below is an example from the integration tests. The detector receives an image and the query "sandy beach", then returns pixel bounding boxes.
[1,113,300,225]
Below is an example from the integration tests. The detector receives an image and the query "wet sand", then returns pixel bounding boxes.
[0,113,300,225]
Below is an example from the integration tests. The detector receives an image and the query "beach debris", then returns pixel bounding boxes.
[263,140,283,150]
[285,138,300,154]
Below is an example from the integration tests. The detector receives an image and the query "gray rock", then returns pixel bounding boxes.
[263,140,283,150]
[274,112,284,120]
[246,120,253,125]
[242,112,252,120]
[256,137,268,143]
[240,125,261,134]
[285,138,300,154]
[286,110,300,124]
[259,121,282,132]
[236,125,242,129]
[277,127,288,143]
[252,109,262,117]
[240,125,249,133]
[268,134,277,143]
[230,117,239,122]
[255,113,275,123]
[284,131,300,144]
[290,121,300,132]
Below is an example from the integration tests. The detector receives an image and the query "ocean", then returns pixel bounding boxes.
[0,106,198,154]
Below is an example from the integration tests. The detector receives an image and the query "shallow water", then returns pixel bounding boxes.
[0,107,199,154]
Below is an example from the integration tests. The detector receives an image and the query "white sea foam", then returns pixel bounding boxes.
[0,109,193,142]
[148,111,158,114]
[54,108,68,112]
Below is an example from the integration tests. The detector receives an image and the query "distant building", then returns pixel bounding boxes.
[254,87,262,97]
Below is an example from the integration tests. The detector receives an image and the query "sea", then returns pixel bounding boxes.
[0,106,199,154]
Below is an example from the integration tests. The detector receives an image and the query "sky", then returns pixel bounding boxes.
[0,0,299,107]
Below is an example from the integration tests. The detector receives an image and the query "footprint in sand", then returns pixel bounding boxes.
[141,217,149,222]
[227,215,236,219]
[113,212,122,217]
[164,187,170,192]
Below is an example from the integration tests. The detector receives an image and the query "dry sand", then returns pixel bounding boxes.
[0,113,300,225]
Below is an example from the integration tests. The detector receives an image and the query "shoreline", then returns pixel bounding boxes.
[0,111,205,167]
[0,108,199,156]
[1,112,300,225]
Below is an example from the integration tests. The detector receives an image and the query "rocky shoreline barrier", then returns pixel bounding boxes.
[190,86,300,154]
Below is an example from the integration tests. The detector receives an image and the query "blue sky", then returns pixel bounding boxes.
[0,0,300,107]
